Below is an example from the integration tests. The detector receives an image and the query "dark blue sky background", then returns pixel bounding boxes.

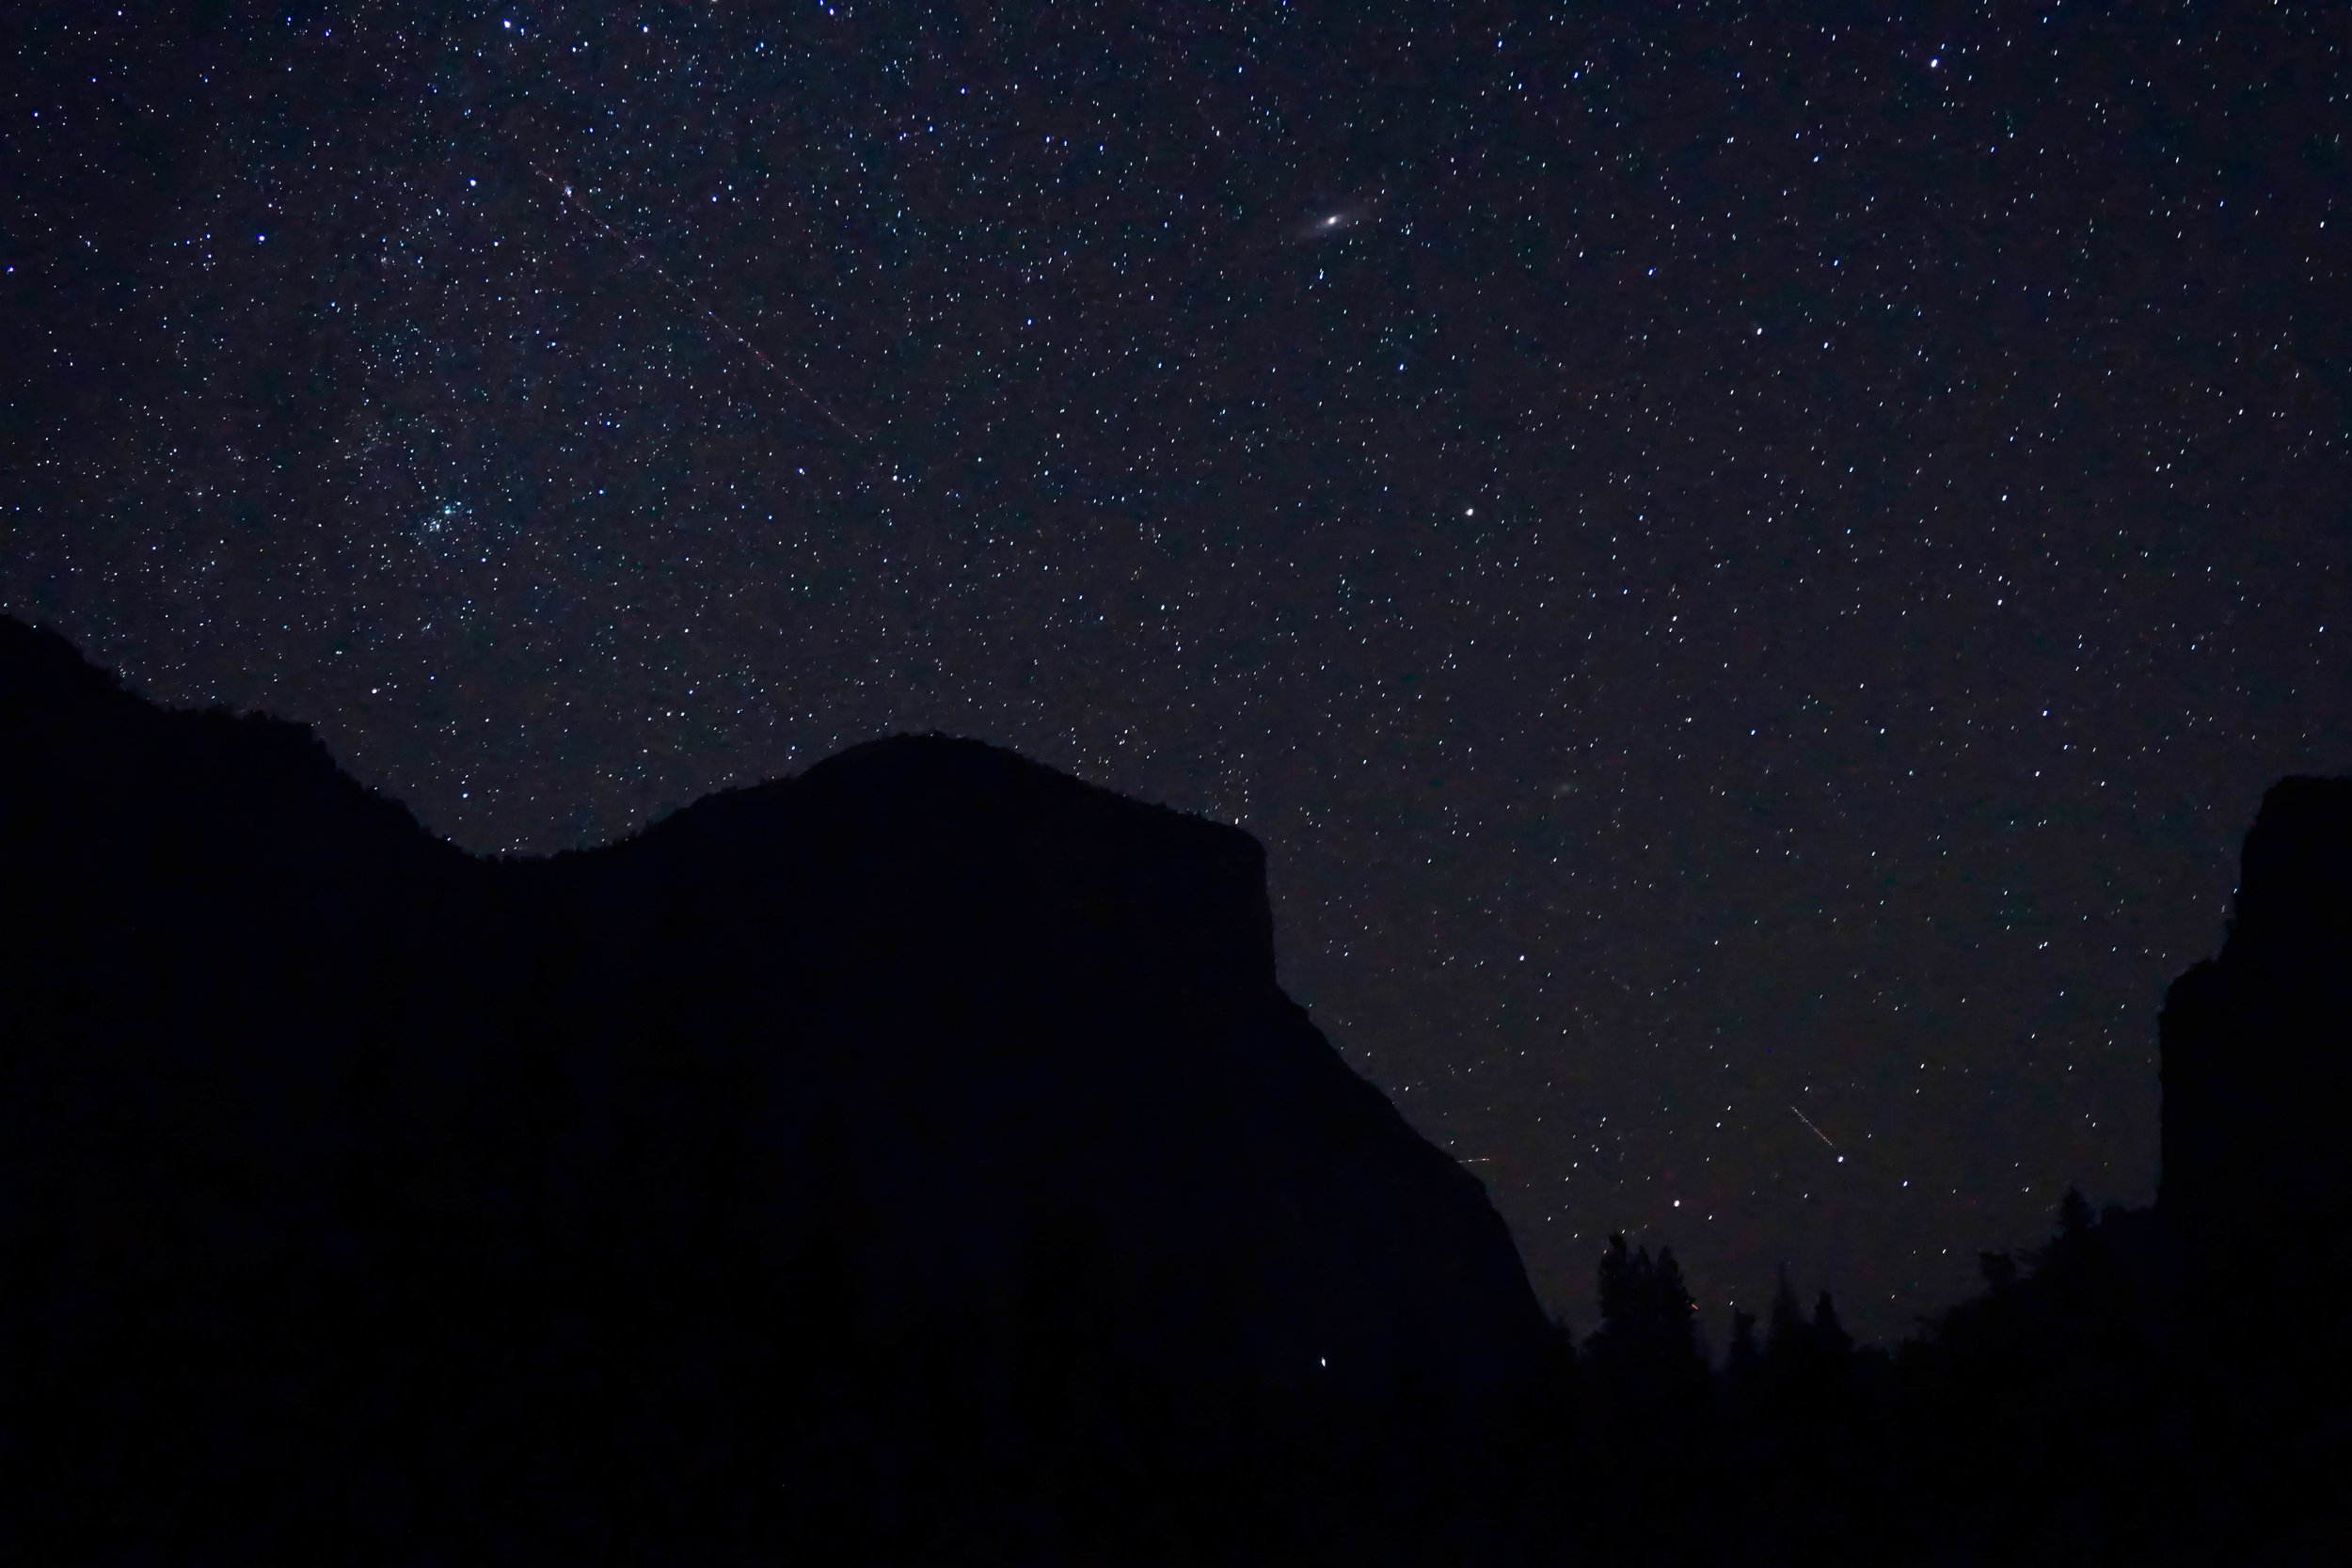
[7,0,2345,1338]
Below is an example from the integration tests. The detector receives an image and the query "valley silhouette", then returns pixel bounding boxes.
[2,614,2345,1564]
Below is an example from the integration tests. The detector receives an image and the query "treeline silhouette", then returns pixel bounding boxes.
[1537,1191,2344,1565]
[1,614,2345,1564]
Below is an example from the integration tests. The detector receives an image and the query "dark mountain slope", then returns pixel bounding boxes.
[0,616,1554,1564]
[2160,775,2352,1289]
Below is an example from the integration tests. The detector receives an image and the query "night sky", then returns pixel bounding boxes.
[7,1,2346,1340]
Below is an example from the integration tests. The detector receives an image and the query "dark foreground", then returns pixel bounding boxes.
[2,616,2344,1564]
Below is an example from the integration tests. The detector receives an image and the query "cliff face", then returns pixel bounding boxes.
[560,736,1545,1393]
[2159,776,2352,1272]
[0,617,1551,1563]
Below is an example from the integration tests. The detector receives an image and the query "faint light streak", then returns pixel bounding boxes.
[1790,1105,1836,1149]
[526,162,871,452]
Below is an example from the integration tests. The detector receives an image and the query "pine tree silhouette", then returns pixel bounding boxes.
[1768,1264,1807,1361]
[2056,1185,2095,1243]
[1589,1234,1705,1386]
[1577,1235,1717,1560]
[1725,1308,1760,1387]
[1811,1291,1852,1363]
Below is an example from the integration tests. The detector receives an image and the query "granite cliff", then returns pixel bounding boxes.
[2160,774,2352,1295]
[0,616,1553,1563]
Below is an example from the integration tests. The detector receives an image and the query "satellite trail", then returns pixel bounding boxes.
[1790,1105,1836,1149]
[528,164,871,451]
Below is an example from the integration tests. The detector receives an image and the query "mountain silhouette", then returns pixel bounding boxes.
[2160,774,2352,1295]
[0,615,1553,1564]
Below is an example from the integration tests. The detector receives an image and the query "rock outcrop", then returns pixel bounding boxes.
[2159,775,2352,1291]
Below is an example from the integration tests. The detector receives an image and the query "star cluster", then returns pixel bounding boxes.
[6,0,2345,1338]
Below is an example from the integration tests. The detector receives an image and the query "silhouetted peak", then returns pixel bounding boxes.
[640,731,1257,862]
[0,613,135,713]
[2160,773,2352,1274]
[0,612,434,867]
[618,728,1279,997]
[794,731,1264,869]
[2232,774,2352,943]
[800,728,1089,794]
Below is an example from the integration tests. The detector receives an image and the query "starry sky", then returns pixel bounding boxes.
[6,0,2345,1340]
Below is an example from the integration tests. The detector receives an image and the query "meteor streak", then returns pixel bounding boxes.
[1790,1105,1836,1149]
[529,164,869,450]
